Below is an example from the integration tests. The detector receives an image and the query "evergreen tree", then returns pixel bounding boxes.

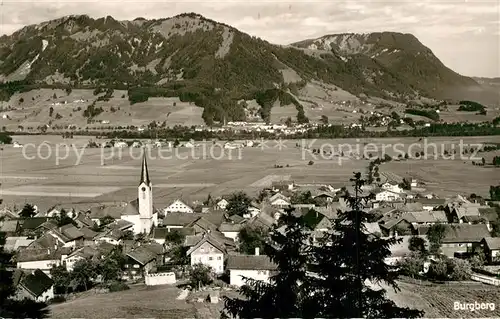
[308,173,423,318]
[223,209,312,318]
[19,203,36,218]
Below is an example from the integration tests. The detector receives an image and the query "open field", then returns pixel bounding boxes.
[48,280,500,318]
[0,135,499,212]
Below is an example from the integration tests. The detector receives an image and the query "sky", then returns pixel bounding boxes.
[1,0,499,77]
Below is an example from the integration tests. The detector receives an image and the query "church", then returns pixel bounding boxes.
[120,155,159,234]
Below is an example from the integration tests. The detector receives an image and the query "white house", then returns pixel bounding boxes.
[216,199,229,210]
[15,269,54,302]
[16,249,62,274]
[268,193,291,208]
[120,155,159,234]
[227,248,277,287]
[186,234,225,274]
[164,199,194,214]
[63,246,102,271]
[381,182,403,194]
[375,190,402,202]
[218,222,244,241]
[114,141,128,148]
[13,141,24,148]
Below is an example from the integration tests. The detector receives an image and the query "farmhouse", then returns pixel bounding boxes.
[163,199,194,214]
[186,233,226,274]
[381,181,403,194]
[218,222,244,241]
[379,218,415,237]
[47,224,85,248]
[481,237,500,263]
[216,198,229,210]
[15,248,65,273]
[120,155,159,234]
[375,189,402,202]
[268,193,291,208]
[14,269,54,302]
[412,198,446,211]
[227,249,277,287]
[402,211,448,226]
[417,224,491,258]
[124,246,158,279]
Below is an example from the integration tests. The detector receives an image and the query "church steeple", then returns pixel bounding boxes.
[139,154,151,186]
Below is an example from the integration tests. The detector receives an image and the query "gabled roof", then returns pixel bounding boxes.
[163,212,224,227]
[413,198,446,206]
[49,224,84,243]
[95,228,123,241]
[36,220,58,231]
[3,237,34,252]
[79,227,99,240]
[28,233,59,250]
[218,222,244,232]
[417,224,491,243]
[226,254,277,270]
[0,220,19,233]
[186,233,227,256]
[187,217,218,232]
[269,193,290,203]
[227,214,245,224]
[16,248,69,262]
[165,199,192,211]
[399,202,424,213]
[110,219,134,231]
[483,237,500,250]
[403,211,447,223]
[75,213,94,228]
[20,217,49,230]
[88,205,124,219]
[127,246,157,265]
[247,213,275,230]
[67,246,100,259]
[19,269,53,297]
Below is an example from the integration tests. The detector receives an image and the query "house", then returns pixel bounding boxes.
[313,192,336,203]
[17,217,50,236]
[47,224,85,248]
[481,237,500,263]
[94,228,124,246]
[218,222,244,241]
[15,248,65,273]
[381,181,403,194]
[379,218,415,237]
[3,236,34,252]
[64,246,103,271]
[227,248,277,287]
[163,199,194,214]
[417,224,491,258]
[413,198,446,211]
[74,212,95,228]
[15,269,54,302]
[162,212,225,232]
[124,246,158,279]
[271,181,294,192]
[0,219,19,235]
[302,209,332,232]
[246,212,276,231]
[79,227,99,246]
[402,211,447,226]
[375,190,402,202]
[268,193,291,208]
[186,233,226,274]
[216,199,229,210]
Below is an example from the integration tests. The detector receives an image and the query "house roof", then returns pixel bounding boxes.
[88,205,124,219]
[302,209,326,230]
[3,237,34,252]
[36,220,58,231]
[483,237,500,250]
[247,212,275,230]
[152,227,169,239]
[79,226,98,240]
[95,228,123,241]
[403,211,447,223]
[400,202,424,212]
[122,199,140,216]
[16,247,69,262]
[227,214,245,224]
[454,204,481,219]
[110,219,134,231]
[139,154,151,186]
[28,233,59,250]
[218,222,244,232]
[0,220,19,233]
[60,224,85,240]
[187,217,218,232]
[478,207,499,222]
[364,222,382,236]
[20,217,49,230]
[186,233,227,256]
[127,246,157,265]
[269,193,290,203]
[226,254,277,270]
[163,212,224,227]
[142,243,164,255]
[20,269,54,297]
[412,198,446,206]
[417,224,491,243]
[67,246,100,259]
[75,213,95,227]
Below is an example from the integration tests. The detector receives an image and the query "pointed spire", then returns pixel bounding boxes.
[140,154,151,185]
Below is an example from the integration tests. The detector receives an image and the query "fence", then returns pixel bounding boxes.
[470,272,500,286]
[145,272,176,286]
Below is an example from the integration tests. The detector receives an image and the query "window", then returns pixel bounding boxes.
[209,257,213,261]
[133,264,140,268]
[217,256,222,260]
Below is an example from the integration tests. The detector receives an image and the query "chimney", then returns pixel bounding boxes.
[255,247,260,256]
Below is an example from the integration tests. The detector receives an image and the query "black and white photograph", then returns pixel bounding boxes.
[0,0,499,318]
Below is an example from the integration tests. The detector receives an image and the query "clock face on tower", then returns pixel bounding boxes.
[141,187,146,191]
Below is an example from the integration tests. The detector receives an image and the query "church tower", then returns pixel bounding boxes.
[138,155,153,233]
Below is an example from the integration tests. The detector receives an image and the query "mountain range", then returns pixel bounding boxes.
[0,13,496,124]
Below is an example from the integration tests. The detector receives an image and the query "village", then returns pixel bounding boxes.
[0,151,499,308]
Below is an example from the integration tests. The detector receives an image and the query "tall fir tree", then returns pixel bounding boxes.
[308,173,423,318]
[223,209,313,318]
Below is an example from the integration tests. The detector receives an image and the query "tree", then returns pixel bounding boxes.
[285,117,292,127]
[396,252,425,278]
[320,115,328,125]
[19,203,36,218]
[447,259,471,281]
[308,173,423,318]
[71,259,98,291]
[50,265,71,294]
[238,225,268,255]
[55,209,76,227]
[427,259,448,280]
[165,229,185,245]
[223,208,312,318]
[408,236,426,254]
[49,106,54,117]
[400,178,412,190]
[226,191,252,216]
[189,263,213,290]
[0,232,50,318]
[427,224,446,255]
[490,185,500,201]
[482,157,486,166]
